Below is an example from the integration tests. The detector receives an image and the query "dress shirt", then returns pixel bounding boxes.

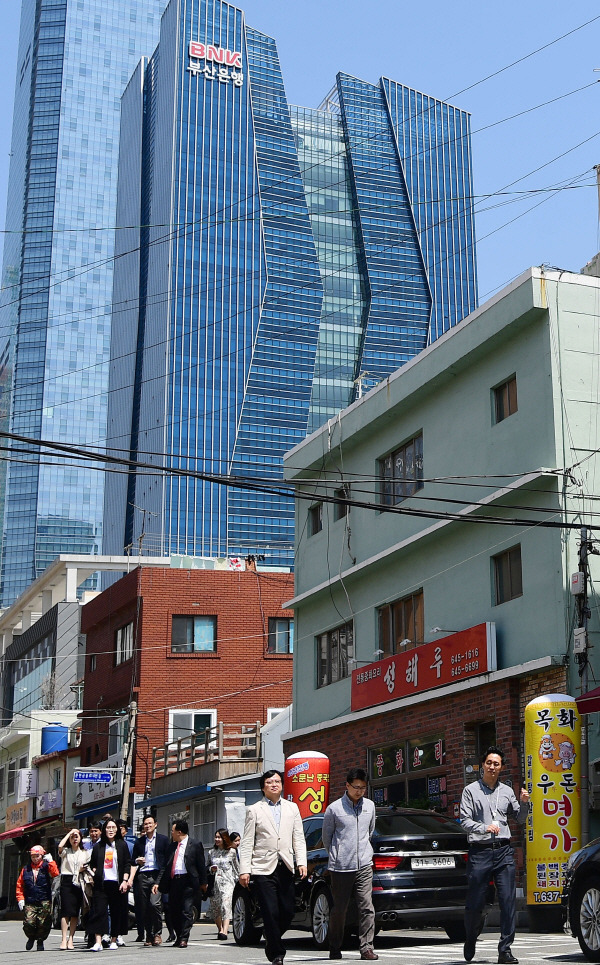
[143,833,157,871]
[173,836,188,875]
[460,779,528,843]
[268,798,282,829]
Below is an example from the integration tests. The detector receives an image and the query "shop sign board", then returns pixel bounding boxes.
[351,623,496,712]
[38,788,62,814]
[17,769,38,799]
[6,798,33,831]
[284,751,330,817]
[524,693,581,906]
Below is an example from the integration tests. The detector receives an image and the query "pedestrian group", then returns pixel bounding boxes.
[16,747,530,965]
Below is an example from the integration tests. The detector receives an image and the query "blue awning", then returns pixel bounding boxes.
[134,785,210,809]
[73,797,121,819]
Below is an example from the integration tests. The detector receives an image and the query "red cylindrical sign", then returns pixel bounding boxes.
[284,751,330,818]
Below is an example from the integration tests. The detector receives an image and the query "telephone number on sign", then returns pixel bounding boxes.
[451,661,479,677]
[532,891,560,903]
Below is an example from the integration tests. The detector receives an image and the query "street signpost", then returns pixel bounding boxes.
[73,770,114,784]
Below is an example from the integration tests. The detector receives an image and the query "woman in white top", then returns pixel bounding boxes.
[57,828,90,949]
[88,820,132,951]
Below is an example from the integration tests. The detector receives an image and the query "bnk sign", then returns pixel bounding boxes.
[188,42,242,68]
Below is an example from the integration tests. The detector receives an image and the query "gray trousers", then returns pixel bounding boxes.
[328,866,375,953]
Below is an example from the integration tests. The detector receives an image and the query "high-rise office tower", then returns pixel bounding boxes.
[104,0,478,567]
[0,0,165,605]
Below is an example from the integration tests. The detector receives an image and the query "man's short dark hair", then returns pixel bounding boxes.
[173,819,189,835]
[259,769,284,792]
[88,821,101,832]
[346,767,368,785]
[481,745,505,765]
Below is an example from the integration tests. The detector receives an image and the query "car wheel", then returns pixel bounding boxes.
[575,881,600,962]
[232,889,262,945]
[311,887,332,951]
[444,921,466,943]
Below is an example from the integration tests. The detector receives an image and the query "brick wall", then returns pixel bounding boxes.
[80,566,294,790]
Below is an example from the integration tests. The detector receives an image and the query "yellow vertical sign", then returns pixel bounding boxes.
[524,694,581,906]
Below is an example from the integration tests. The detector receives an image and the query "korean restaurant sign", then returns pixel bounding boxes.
[524,694,581,905]
[188,41,244,86]
[6,798,33,831]
[351,623,496,712]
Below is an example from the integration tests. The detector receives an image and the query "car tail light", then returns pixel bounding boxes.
[373,854,403,871]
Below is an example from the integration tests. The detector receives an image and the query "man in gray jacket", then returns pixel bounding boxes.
[322,767,377,961]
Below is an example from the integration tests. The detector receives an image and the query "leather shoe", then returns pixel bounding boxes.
[177,941,188,948]
[329,953,342,961]
[498,955,518,964]
[271,958,284,965]
[464,939,476,962]
[152,935,162,946]
[360,952,378,961]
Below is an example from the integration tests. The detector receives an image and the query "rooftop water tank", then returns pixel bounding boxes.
[41,724,69,756]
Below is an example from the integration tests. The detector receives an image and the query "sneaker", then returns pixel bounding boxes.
[26,939,35,951]
[115,939,125,947]
[102,936,110,948]
[91,943,103,952]
[109,943,118,950]
[36,942,44,951]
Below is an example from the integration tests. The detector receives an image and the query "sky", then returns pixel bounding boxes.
[0,1,599,304]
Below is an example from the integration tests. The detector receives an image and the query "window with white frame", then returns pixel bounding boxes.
[115,622,134,665]
[168,709,217,745]
[317,621,354,688]
[7,760,16,796]
[0,765,5,800]
[267,618,293,654]
[171,615,217,653]
[267,708,286,722]
[108,716,129,757]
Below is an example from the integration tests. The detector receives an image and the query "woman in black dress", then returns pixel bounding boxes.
[88,820,132,951]
[57,828,90,949]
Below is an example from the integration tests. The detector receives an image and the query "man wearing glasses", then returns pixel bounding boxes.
[460,745,529,965]
[322,767,377,961]
[239,770,307,965]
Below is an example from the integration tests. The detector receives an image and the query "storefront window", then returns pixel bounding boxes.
[369,733,447,811]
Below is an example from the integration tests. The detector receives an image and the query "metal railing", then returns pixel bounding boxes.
[151,721,261,779]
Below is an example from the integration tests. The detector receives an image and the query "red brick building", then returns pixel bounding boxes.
[79,565,294,797]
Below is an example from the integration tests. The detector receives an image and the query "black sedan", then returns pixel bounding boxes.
[563,836,600,961]
[232,806,475,948]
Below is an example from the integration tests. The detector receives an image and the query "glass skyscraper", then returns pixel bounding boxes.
[104,0,478,569]
[0,0,165,604]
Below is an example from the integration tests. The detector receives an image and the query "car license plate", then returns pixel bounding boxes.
[411,856,455,870]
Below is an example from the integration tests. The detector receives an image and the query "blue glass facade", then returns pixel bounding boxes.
[103,0,478,567]
[0,0,164,604]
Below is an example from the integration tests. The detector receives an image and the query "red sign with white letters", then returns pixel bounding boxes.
[350,623,496,712]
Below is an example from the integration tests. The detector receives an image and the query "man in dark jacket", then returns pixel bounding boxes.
[15,845,60,951]
[130,815,170,946]
[154,819,207,947]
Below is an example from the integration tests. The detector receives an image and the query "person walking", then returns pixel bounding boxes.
[322,767,377,962]
[238,769,307,965]
[16,845,60,951]
[130,815,170,946]
[153,819,208,948]
[88,819,132,951]
[207,829,239,939]
[460,745,530,965]
[57,828,90,950]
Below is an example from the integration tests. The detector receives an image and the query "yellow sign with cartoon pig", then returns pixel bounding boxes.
[524,694,581,906]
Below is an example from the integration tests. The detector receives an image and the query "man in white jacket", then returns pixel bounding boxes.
[322,767,377,962]
[239,770,307,965]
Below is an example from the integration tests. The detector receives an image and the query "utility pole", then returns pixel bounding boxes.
[119,700,138,823]
[575,526,598,845]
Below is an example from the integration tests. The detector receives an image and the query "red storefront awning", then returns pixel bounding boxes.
[0,817,49,840]
[576,686,600,715]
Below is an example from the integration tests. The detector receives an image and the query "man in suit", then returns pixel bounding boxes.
[153,819,207,947]
[239,769,307,965]
[129,815,170,946]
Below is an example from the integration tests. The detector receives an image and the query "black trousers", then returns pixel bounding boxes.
[169,874,195,943]
[136,871,163,939]
[252,863,296,962]
[465,841,516,955]
[88,881,128,939]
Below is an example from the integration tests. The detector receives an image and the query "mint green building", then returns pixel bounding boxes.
[283,268,600,821]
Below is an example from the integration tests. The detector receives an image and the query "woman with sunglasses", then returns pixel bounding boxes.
[57,828,90,949]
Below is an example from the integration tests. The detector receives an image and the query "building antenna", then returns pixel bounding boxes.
[129,502,158,559]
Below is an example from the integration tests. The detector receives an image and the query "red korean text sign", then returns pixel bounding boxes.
[351,623,496,712]
[284,751,330,818]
